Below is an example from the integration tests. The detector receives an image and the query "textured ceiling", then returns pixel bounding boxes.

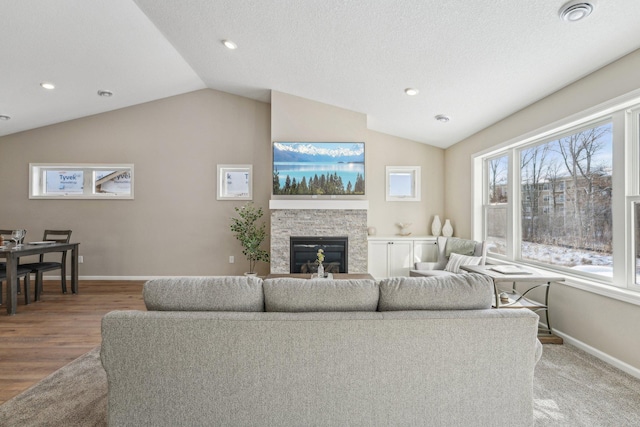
[2,0,640,148]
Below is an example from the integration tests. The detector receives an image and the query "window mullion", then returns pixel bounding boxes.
[508,150,518,260]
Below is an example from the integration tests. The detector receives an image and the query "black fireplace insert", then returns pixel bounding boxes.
[290,236,348,274]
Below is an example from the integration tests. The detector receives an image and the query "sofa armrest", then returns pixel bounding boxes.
[535,339,543,364]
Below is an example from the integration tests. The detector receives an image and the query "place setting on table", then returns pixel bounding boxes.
[1,229,80,315]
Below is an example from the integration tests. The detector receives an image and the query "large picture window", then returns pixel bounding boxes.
[474,94,640,296]
[519,122,613,276]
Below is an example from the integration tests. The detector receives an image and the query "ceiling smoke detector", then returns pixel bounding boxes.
[435,114,450,123]
[559,1,594,22]
[97,90,113,97]
[0,115,11,121]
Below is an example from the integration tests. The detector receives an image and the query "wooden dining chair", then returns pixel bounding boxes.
[1,229,18,257]
[0,266,34,305]
[20,230,72,300]
[1,229,27,298]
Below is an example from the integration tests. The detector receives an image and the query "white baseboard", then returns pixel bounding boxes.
[552,328,640,380]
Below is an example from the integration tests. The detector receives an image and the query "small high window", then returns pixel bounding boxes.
[30,163,134,199]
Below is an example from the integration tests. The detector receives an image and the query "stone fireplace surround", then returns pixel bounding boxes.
[269,201,368,274]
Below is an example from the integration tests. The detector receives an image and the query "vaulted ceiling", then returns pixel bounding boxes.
[2,1,640,148]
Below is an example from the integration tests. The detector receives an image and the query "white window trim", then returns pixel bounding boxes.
[29,163,134,199]
[471,88,640,306]
[385,166,421,202]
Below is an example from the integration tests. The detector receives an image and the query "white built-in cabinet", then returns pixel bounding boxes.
[367,236,437,279]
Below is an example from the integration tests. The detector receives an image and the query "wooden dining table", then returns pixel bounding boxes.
[0,242,80,315]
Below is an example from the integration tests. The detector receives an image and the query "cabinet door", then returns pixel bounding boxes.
[388,241,413,277]
[368,240,390,279]
[413,239,438,263]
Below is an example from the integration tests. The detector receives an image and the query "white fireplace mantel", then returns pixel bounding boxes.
[269,199,369,210]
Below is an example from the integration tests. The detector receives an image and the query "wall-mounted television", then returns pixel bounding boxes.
[273,142,365,196]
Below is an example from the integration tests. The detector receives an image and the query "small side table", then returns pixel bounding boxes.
[461,265,564,337]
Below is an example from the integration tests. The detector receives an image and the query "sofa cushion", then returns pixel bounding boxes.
[378,273,494,311]
[143,276,264,312]
[263,278,379,312]
[444,252,482,273]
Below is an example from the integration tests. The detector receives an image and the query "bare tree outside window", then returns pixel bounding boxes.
[519,123,613,275]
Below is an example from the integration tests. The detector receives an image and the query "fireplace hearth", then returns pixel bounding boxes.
[290,236,348,273]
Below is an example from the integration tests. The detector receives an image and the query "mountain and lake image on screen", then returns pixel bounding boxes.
[273,142,365,196]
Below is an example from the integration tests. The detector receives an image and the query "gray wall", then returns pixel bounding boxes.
[444,48,640,372]
[0,88,444,277]
[0,89,272,276]
[271,91,444,237]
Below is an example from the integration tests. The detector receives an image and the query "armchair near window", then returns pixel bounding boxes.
[410,236,487,277]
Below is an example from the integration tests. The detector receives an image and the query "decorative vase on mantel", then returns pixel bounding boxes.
[431,215,442,237]
[442,219,453,237]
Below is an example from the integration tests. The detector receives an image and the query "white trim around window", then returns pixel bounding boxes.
[29,163,134,199]
[472,89,640,304]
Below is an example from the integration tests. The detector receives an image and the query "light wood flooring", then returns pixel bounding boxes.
[0,280,145,404]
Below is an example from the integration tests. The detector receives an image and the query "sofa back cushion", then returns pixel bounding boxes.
[143,276,264,312]
[263,278,379,312]
[378,273,493,311]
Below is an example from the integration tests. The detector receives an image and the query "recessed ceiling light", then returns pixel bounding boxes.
[0,115,11,121]
[559,1,594,22]
[404,88,419,96]
[435,114,450,123]
[222,39,238,50]
[97,90,113,97]
[40,82,55,90]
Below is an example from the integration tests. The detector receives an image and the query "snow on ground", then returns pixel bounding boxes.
[490,241,616,277]
[521,241,613,268]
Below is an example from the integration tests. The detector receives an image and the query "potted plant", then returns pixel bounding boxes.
[230,202,270,275]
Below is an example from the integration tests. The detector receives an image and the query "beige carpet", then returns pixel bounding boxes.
[1,344,639,426]
[533,344,640,426]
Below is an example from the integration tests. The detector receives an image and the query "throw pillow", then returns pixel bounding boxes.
[444,252,482,273]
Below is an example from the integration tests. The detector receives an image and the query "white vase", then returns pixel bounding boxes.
[317,263,324,278]
[442,219,453,237]
[431,215,442,237]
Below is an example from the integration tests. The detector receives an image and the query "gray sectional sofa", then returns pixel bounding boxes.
[101,274,542,427]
